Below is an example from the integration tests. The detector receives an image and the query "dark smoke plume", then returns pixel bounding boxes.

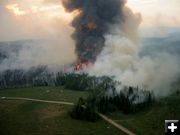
[63,0,126,63]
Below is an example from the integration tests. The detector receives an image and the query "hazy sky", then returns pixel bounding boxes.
[0,0,180,41]
[127,0,180,27]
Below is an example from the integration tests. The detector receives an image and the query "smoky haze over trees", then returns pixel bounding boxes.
[0,66,54,89]
[0,0,179,98]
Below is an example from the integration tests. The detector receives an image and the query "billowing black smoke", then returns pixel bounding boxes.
[63,0,126,63]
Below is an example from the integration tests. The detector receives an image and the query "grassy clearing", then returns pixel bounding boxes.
[0,87,126,135]
[1,87,180,135]
[0,86,87,103]
[0,100,125,135]
[107,93,180,135]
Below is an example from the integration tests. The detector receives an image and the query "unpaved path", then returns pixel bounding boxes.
[0,97,74,106]
[98,113,136,135]
[0,96,136,135]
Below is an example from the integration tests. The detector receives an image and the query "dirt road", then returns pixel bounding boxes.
[1,97,74,106]
[0,96,136,135]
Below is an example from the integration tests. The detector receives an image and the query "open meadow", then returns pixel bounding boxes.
[0,86,180,135]
[0,87,126,135]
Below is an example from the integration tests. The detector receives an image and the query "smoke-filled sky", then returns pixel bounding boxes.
[0,0,180,41]
[0,0,180,96]
[127,0,180,27]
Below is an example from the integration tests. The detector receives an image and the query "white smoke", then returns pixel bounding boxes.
[89,7,180,97]
[0,38,76,72]
[0,0,77,71]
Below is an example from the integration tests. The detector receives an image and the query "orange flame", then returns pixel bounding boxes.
[87,21,97,29]
[75,62,92,71]
[75,63,82,71]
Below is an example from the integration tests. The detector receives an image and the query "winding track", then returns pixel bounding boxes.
[0,97,74,106]
[0,96,136,135]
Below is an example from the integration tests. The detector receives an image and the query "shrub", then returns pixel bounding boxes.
[70,97,99,122]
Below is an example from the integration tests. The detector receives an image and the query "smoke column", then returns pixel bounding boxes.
[63,0,128,63]
[63,0,180,97]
